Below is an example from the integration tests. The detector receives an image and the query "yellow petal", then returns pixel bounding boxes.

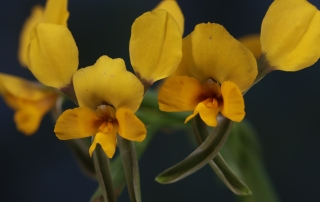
[116,108,146,142]
[18,0,69,68]
[43,0,69,26]
[238,34,261,59]
[3,92,57,135]
[220,81,245,122]
[185,98,219,127]
[28,23,78,88]
[170,34,194,78]
[154,0,184,34]
[189,23,257,92]
[261,0,320,71]
[0,73,53,101]
[18,6,44,67]
[89,130,117,158]
[129,9,182,82]
[0,73,58,135]
[14,107,43,135]
[158,76,206,112]
[54,107,104,140]
[73,55,144,112]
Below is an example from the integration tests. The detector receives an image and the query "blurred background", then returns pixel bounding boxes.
[1,0,320,201]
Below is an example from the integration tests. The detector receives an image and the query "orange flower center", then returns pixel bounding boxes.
[202,78,223,109]
[95,104,117,133]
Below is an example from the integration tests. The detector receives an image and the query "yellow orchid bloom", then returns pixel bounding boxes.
[0,73,58,135]
[158,23,258,126]
[154,0,185,35]
[39,10,181,157]
[27,23,78,89]
[54,56,146,158]
[129,9,182,89]
[261,0,320,72]
[18,0,69,67]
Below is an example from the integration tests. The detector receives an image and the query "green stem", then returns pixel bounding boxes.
[93,143,116,202]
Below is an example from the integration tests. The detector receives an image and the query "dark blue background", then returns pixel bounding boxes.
[1,0,320,201]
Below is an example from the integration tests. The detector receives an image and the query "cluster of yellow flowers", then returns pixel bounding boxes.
[1,0,320,160]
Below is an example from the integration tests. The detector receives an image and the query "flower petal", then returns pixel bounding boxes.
[170,34,194,78]
[73,55,144,112]
[0,73,53,101]
[129,9,182,82]
[220,81,245,122]
[4,93,57,135]
[238,34,261,59]
[14,107,43,135]
[154,0,184,34]
[116,108,146,142]
[261,0,320,71]
[0,73,58,135]
[185,98,219,127]
[28,23,78,88]
[18,0,69,68]
[89,131,117,158]
[43,0,69,26]
[189,23,257,92]
[55,107,104,140]
[18,6,44,67]
[158,76,206,112]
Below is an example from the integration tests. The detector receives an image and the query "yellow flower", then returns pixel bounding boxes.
[28,23,78,89]
[18,0,69,67]
[54,56,146,158]
[46,10,181,157]
[158,23,257,126]
[154,0,184,35]
[129,9,182,88]
[261,0,320,71]
[0,73,58,135]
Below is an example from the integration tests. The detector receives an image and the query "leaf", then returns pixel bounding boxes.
[110,154,126,197]
[156,113,233,183]
[117,136,141,202]
[192,115,251,195]
[221,121,280,202]
[92,144,116,202]
[110,124,161,197]
[209,154,251,195]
